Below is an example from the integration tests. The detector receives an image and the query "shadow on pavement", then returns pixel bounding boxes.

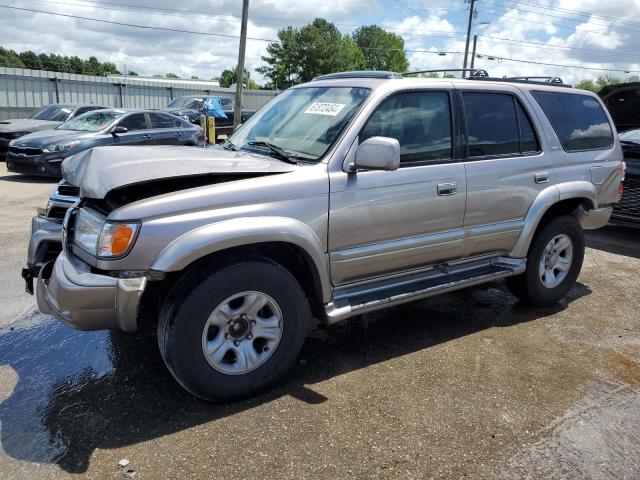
[585,225,640,259]
[0,281,591,473]
[0,173,58,184]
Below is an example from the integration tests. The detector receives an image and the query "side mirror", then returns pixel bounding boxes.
[352,136,400,172]
[111,126,128,136]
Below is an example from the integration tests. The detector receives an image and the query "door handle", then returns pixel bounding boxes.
[142,134,151,140]
[534,172,550,184]
[437,182,457,196]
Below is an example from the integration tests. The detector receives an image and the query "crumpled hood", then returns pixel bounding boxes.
[0,119,61,133]
[62,145,298,199]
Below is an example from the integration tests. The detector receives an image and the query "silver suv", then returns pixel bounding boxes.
[35,71,624,401]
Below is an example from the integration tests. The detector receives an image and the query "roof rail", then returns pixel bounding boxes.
[313,71,403,81]
[403,68,489,78]
[468,76,573,88]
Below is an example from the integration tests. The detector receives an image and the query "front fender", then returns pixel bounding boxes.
[510,181,598,258]
[151,216,332,302]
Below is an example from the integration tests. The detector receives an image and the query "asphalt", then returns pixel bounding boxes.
[0,162,638,479]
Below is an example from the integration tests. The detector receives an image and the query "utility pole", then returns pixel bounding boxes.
[470,35,478,70]
[462,0,476,78]
[234,0,249,131]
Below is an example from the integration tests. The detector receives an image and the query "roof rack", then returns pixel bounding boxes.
[468,76,572,88]
[403,68,489,78]
[313,71,403,81]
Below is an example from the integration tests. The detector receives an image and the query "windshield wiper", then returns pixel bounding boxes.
[222,139,239,151]
[247,141,298,164]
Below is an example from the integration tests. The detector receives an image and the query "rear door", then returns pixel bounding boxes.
[459,87,551,257]
[147,113,186,145]
[112,113,152,146]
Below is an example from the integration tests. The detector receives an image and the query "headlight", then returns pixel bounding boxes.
[43,140,81,153]
[73,208,139,258]
[74,208,104,255]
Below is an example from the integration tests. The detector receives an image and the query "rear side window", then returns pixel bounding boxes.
[361,91,452,164]
[532,91,613,151]
[149,113,175,129]
[516,101,539,153]
[463,92,520,157]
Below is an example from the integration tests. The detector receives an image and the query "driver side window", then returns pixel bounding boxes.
[361,91,453,165]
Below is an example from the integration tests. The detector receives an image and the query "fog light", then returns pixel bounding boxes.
[40,166,46,172]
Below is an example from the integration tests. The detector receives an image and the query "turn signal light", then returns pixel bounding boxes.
[97,222,139,257]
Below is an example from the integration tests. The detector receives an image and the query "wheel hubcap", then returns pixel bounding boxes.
[539,234,573,289]
[201,291,283,375]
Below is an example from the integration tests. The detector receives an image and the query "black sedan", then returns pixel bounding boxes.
[6,109,203,177]
[612,129,640,226]
[0,103,106,159]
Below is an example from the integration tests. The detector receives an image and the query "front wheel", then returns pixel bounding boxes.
[158,260,311,402]
[506,215,585,306]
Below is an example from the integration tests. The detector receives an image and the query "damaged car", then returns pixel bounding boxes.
[32,71,623,401]
[0,103,106,159]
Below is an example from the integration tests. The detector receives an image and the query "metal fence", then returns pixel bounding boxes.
[0,67,279,120]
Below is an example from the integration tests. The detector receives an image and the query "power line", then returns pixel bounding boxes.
[475,52,640,74]
[0,4,277,41]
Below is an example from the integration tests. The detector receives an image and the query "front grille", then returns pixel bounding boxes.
[9,145,42,156]
[8,160,39,174]
[613,177,640,220]
[57,183,80,197]
[48,206,70,220]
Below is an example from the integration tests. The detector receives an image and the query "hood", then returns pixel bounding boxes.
[62,145,298,199]
[598,82,640,132]
[10,129,86,147]
[0,118,62,133]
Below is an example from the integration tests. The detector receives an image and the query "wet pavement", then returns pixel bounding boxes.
[0,164,639,479]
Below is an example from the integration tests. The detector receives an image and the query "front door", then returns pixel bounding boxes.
[328,90,467,285]
[112,113,152,146]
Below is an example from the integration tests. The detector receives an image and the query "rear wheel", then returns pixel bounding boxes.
[158,260,311,402]
[506,215,584,306]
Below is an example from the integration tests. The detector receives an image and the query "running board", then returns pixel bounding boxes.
[324,258,525,324]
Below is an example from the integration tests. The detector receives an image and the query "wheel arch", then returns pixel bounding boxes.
[510,182,597,257]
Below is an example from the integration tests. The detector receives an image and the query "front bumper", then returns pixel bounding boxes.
[23,215,64,294]
[36,250,146,331]
[6,152,63,177]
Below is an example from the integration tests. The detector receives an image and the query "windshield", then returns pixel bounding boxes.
[167,97,202,110]
[620,129,640,144]
[58,111,123,132]
[26,105,74,122]
[229,86,371,161]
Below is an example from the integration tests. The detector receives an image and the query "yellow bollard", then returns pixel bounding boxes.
[208,116,216,144]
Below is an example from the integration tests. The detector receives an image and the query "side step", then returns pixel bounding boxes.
[325,258,525,324]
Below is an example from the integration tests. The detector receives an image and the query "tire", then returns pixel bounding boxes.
[505,215,584,306]
[158,260,311,402]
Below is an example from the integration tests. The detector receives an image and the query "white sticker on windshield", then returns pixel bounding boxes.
[61,108,72,113]
[304,102,346,116]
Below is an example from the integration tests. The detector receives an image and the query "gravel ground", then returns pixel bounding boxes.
[0,162,638,479]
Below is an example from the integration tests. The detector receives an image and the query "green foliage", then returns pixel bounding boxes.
[575,75,640,93]
[352,25,408,72]
[257,18,397,88]
[0,47,119,75]
[217,65,260,89]
[165,73,179,78]
[127,70,138,76]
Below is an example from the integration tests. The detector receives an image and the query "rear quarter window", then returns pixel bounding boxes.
[532,91,613,152]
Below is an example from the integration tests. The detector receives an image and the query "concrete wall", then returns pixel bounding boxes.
[0,67,279,120]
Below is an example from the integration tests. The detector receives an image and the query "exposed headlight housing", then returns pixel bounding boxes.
[73,208,139,258]
[43,140,81,153]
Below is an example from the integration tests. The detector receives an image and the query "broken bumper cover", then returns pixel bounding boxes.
[36,250,146,331]
[576,206,613,230]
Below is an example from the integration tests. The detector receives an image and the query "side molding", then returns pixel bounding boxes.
[150,216,332,302]
[510,181,597,258]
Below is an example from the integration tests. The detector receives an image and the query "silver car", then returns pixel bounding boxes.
[34,71,624,401]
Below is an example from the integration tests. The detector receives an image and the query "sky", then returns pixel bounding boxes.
[1,0,639,85]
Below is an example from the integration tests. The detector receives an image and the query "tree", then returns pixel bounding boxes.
[165,73,179,78]
[217,65,260,89]
[257,18,367,88]
[19,51,42,70]
[0,47,25,68]
[127,70,138,76]
[190,75,199,79]
[575,79,597,92]
[352,25,409,72]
